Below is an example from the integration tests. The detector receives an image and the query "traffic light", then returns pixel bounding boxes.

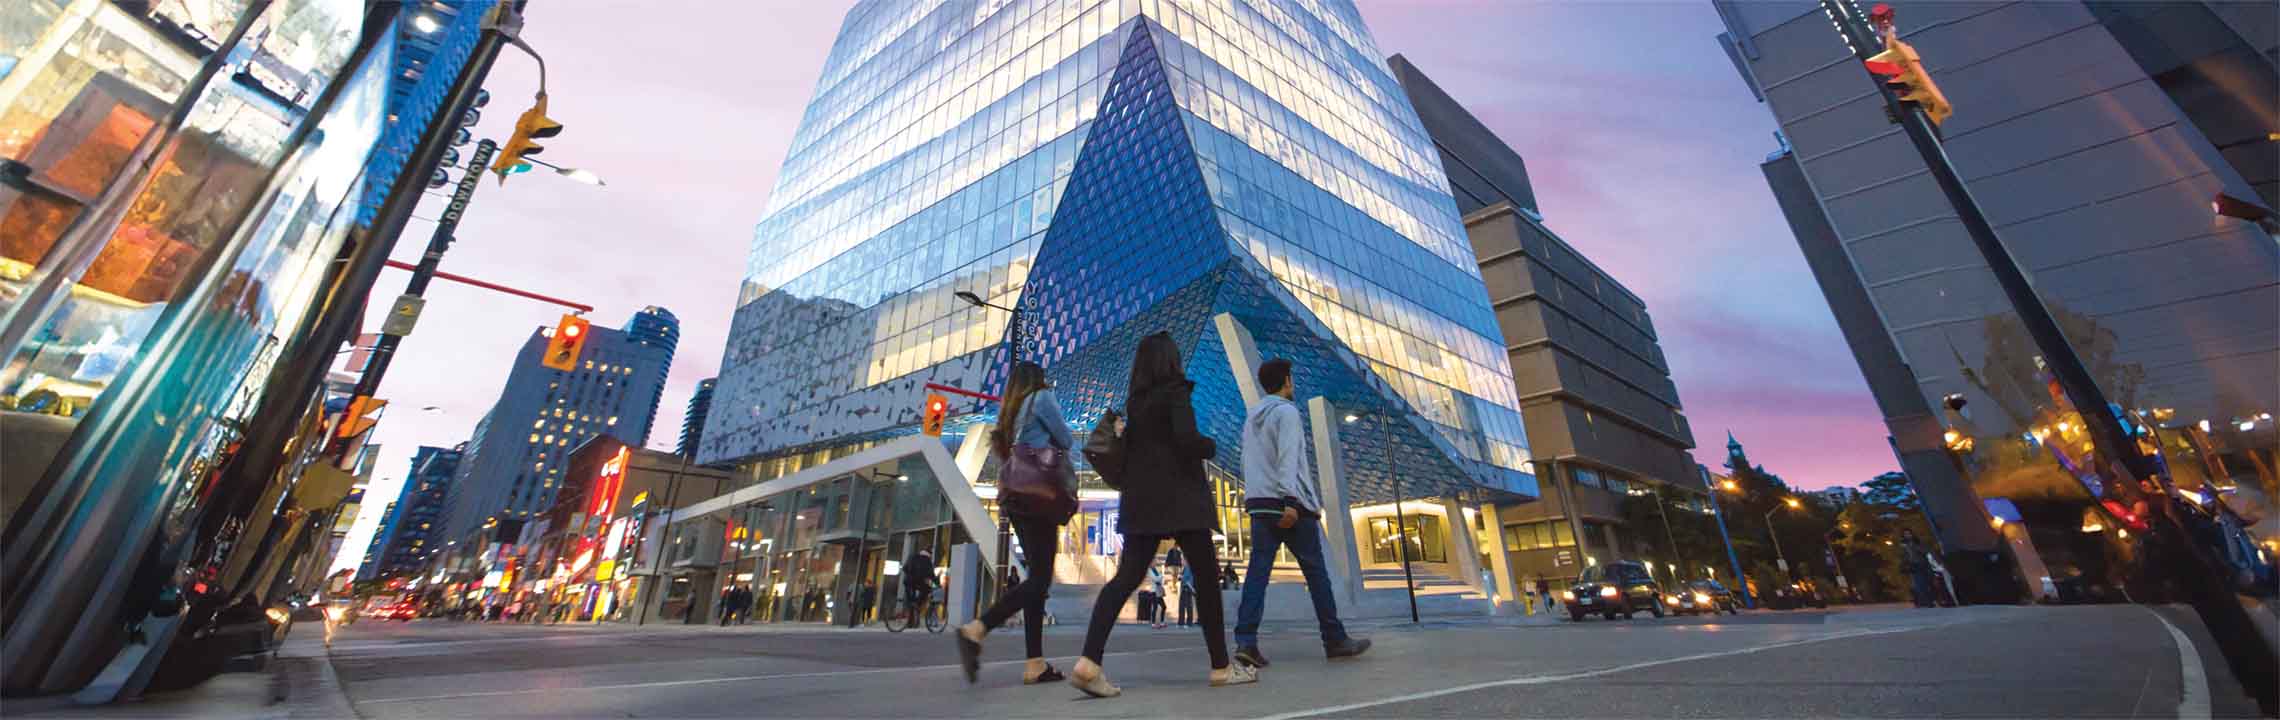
[337,395,387,439]
[542,314,591,371]
[491,92,563,183]
[1864,38,1951,126]
[921,393,948,436]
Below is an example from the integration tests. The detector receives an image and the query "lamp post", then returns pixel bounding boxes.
[1701,469,1752,608]
[1345,411,1418,624]
[953,291,1023,595]
[1766,497,1802,579]
[1628,484,1684,586]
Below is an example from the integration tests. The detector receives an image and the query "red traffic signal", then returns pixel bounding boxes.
[542,314,591,371]
[921,393,949,436]
[1864,38,1951,126]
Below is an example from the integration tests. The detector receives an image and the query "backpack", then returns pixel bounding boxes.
[1082,410,1128,489]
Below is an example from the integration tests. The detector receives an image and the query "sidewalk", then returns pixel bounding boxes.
[11,625,356,720]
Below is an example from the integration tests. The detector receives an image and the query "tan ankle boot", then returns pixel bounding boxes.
[1069,657,1120,698]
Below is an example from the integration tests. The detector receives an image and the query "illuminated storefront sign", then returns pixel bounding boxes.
[587,447,631,519]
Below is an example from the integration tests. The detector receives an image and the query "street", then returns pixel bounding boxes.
[319,605,2261,718]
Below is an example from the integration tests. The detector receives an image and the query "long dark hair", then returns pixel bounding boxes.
[992,361,1047,457]
[1126,332,1186,407]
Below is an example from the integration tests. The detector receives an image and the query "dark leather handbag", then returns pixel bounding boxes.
[1001,444,1077,522]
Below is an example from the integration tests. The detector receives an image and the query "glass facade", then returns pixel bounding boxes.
[707,0,1535,508]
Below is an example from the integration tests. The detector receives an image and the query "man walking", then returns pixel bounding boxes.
[1233,359,1370,667]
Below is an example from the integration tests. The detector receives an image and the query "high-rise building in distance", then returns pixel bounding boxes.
[361,445,461,580]
[441,309,677,544]
[679,377,716,458]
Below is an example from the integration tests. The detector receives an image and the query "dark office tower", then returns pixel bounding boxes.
[1714,1,2277,555]
[680,378,716,459]
[364,446,461,580]
[1390,54,1703,590]
[440,309,677,544]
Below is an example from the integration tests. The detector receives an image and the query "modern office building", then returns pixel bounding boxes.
[679,378,716,458]
[1388,55,1705,600]
[689,0,1537,622]
[441,310,678,544]
[1715,0,2278,560]
[356,501,400,581]
[365,446,462,581]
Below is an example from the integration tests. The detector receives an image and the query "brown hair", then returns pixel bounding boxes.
[991,361,1047,458]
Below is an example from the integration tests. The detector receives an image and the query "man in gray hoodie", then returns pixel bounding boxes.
[1231,359,1370,668]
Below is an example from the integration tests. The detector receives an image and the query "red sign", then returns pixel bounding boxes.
[587,446,631,520]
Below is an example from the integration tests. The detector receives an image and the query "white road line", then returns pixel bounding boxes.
[1252,622,1960,720]
[359,646,1187,704]
[2145,607,2210,720]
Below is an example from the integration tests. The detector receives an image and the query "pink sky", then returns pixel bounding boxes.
[337,0,1893,570]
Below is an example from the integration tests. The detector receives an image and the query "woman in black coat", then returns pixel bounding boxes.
[1068,332,1255,697]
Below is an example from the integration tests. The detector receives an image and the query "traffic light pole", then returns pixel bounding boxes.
[1822,2,2276,711]
[350,139,497,403]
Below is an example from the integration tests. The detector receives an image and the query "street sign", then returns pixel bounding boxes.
[382,294,426,336]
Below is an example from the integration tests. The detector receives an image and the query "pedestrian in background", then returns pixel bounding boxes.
[1231,358,1370,668]
[1178,563,1197,627]
[1070,332,1254,697]
[1900,530,1935,608]
[1140,562,1165,629]
[957,361,1077,686]
[1222,560,1238,590]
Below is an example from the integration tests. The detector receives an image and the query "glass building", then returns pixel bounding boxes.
[693,0,1537,621]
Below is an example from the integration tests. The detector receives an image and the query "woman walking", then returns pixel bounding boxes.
[1069,332,1255,697]
[956,362,1077,685]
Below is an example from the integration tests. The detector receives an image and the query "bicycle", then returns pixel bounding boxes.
[885,587,946,633]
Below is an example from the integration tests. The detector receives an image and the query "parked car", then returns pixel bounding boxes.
[1673,579,1740,616]
[1563,561,1664,620]
[382,603,420,621]
[1764,579,1829,610]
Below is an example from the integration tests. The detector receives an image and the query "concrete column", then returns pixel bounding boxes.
[1214,313,1264,407]
[1438,495,1488,600]
[949,543,981,625]
[1306,396,1363,608]
[954,422,993,484]
[1479,502,1521,614]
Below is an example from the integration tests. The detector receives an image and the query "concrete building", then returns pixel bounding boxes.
[1715,0,2278,559]
[678,378,716,458]
[1388,54,1704,600]
[440,310,678,544]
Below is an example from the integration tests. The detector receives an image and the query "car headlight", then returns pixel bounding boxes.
[1694,592,1711,604]
[1560,590,1574,601]
[1599,586,1619,598]
[263,607,289,625]
[1664,595,1679,605]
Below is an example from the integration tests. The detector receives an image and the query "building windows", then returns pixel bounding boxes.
[1367,513,1447,564]
[1572,467,1605,490]
[1502,520,1575,551]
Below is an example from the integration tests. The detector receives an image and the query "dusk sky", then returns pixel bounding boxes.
[337,0,1897,572]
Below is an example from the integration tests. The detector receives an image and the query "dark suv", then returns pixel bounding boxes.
[1563,561,1663,620]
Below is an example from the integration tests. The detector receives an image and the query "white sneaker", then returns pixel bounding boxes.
[1210,662,1259,687]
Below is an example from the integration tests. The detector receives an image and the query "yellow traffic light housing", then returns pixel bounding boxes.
[492,92,563,183]
[921,393,948,436]
[1865,39,1951,126]
[542,314,591,371]
[337,396,388,439]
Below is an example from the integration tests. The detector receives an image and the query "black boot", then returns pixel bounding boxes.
[1325,637,1372,659]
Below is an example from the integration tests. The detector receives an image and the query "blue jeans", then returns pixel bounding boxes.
[1234,514,1348,647]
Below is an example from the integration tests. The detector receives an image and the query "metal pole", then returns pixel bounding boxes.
[1764,507,1789,580]
[1824,2,2275,710]
[1649,487,1680,582]
[1383,416,1418,624]
[349,139,499,402]
[1702,467,1751,608]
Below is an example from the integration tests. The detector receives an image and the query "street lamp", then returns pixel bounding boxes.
[516,156,605,186]
[1767,497,1801,580]
[1701,466,1753,608]
[953,290,1025,591]
[1344,410,1418,623]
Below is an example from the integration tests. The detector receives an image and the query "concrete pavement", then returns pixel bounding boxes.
[310,604,2264,718]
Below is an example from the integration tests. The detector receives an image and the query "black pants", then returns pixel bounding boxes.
[977,515,1058,659]
[1082,530,1226,668]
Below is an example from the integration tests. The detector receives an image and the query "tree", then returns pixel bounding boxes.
[1861,472,1918,511]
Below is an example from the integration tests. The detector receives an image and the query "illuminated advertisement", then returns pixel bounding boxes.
[586,447,631,520]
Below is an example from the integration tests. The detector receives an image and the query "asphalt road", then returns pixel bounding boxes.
[327,604,2265,718]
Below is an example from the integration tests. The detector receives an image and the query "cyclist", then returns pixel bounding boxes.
[902,549,937,626]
